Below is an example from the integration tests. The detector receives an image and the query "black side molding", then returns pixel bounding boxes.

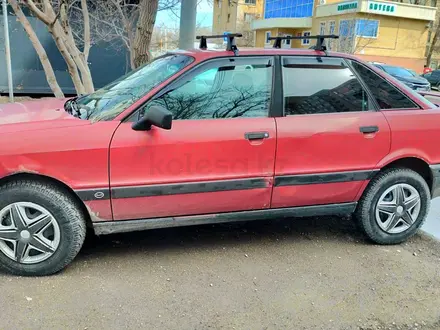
[274,170,378,187]
[93,202,357,235]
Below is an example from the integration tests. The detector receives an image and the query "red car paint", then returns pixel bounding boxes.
[1,48,439,225]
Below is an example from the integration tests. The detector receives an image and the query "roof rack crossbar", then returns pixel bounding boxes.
[196,33,243,56]
[269,34,339,53]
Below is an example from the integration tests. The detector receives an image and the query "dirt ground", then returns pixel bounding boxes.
[1,216,440,330]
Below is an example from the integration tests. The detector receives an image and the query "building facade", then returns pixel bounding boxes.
[251,0,437,72]
[212,0,265,46]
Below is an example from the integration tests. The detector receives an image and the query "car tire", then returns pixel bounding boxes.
[436,82,440,91]
[355,168,430,245]
[0,179,86,276]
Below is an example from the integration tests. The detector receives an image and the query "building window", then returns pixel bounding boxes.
[356,19,379,38]
[302,31,311,45]
[329,20,336,34]
[320,22,326,35]
[217,0,222,8]
[264,0,314,19]
[227,13,231,22]
[244,13,256,22]
[244,0,257,4]
[265,31,271,44]
[339,19,355,37]
[328,21,336,50]
[282,34,292,48]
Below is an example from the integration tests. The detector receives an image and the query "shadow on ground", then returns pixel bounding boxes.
[79,215,364,259]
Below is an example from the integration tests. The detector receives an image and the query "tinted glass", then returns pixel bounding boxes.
[350,61,418,109]
[282,57,371,115]
[145,58,272,120]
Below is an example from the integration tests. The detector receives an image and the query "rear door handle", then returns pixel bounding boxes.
[359,126,379,134]
[245,132,270,140]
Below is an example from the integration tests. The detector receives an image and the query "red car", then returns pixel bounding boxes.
[0,35,439,276]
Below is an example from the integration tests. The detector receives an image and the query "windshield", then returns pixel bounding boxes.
[382,65,415,78]
[73,54,194,121]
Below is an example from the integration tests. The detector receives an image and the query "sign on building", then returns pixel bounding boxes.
[337,1,358,12]
[367,1,396,13]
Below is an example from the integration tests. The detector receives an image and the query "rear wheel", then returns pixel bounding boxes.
[0,180,86,276]
[355,168,430,245]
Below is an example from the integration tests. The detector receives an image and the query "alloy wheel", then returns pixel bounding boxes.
[375,183,421,234]
[0,202,60,264]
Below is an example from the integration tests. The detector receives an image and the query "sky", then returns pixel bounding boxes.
[156,0,214,29]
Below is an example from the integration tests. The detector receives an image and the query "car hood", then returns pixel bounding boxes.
[0,98,86,133]
[391,74,429,84]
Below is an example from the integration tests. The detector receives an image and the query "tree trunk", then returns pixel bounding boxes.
[9,0,64,98]
[48,25,86,95]
[133,0,159,68]
[427,26,440,66]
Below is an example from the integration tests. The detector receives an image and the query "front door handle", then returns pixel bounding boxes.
[359,126,379,134]
[245,132,270,140]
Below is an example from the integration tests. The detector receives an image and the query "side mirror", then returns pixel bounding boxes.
[132,105,173,131]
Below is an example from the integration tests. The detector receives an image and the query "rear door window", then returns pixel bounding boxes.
[350,61,419,110]
[282,56,373,115]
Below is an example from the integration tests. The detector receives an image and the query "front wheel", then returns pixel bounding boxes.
[355,168,430,245]
[0,180,86,276]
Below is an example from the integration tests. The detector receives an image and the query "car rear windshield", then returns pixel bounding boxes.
[75,54,194,121]
[382,65,415,78]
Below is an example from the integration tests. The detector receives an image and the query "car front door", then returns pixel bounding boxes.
[272,56,391,208]
[109,56,277,220]
[423,71,440,87]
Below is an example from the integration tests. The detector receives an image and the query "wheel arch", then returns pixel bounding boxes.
[0,172,93,229]
[355,157,433,201]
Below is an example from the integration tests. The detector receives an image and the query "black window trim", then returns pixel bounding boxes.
[348,59,422,111]
[124,55,277,122]
[280,55,379,117]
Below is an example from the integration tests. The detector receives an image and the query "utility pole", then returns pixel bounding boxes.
[2,0,13,102]
[178,0,197,50]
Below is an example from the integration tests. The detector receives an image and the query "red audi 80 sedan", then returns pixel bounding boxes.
[0,35,439,276]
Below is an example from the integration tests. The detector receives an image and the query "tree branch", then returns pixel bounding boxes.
[81,0,91,59]
[23,0,52,25]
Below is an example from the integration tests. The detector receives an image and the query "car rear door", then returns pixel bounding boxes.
[109,56,277,220]
[272,56,391,208]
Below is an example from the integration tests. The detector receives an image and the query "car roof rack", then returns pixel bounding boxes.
[269,34,339,55]
[196,33,243,56]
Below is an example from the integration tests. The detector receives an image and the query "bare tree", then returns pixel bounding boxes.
[336,16,376,54]
[10,0,180,97]
[83,0,181,70]
[10,0,94,95]
[9,0,64,97]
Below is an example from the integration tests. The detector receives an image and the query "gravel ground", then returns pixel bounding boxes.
[1,215,440,330]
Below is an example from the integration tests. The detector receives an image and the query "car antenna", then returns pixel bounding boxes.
[196,33,243,56]
[269,34,339,56]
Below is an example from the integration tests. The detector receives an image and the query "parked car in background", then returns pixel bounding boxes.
[373,64,431,91]
[422,70,440,90]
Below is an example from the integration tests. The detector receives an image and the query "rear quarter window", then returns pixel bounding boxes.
[350,61,419,110]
